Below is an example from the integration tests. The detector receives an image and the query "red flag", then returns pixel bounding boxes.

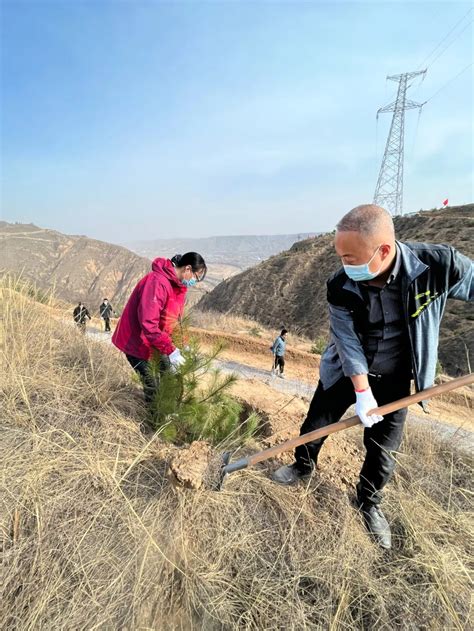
[443,199,449,206]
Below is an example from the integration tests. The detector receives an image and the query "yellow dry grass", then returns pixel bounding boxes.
[1,277,473,630]
[190,309,315,352]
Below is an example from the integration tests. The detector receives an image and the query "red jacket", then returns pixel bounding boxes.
[112,258,187,359]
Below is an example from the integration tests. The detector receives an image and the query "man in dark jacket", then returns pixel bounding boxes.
[99,298,115,332]
[273,204,472,549]
[73,302,91,333]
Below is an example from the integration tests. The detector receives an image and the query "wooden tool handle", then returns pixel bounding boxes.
[247,373,474,467]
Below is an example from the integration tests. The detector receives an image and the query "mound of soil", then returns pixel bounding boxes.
[169,441,214,490]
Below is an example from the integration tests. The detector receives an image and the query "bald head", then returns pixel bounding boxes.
[334,204,397,280]
[336,204,395,241]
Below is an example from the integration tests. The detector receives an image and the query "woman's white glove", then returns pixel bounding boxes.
[168,348,185,372]
[355,388,384,428]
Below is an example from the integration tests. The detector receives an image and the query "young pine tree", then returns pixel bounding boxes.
[148,332,259,447]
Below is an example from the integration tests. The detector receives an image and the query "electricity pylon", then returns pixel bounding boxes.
[374,70,427,216]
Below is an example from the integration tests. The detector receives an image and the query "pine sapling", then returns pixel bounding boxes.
[148,335,260,447]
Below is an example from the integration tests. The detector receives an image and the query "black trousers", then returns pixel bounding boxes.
[126,354,160,404]
[274,355,285,373]
[294,375,411,507]
[103,317,111,332]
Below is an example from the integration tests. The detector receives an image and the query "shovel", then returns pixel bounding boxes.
[217,373,473,489]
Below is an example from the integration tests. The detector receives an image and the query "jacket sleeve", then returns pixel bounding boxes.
[447,247,473,301]
[137,276,175,355]
[327,297,369,378]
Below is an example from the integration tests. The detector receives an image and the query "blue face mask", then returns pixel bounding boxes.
[182,278,197,288]
[343,246,382,282]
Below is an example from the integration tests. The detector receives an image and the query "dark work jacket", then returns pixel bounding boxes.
[73,305,91,324]
[320,241,473,402]
[100,302,113,319]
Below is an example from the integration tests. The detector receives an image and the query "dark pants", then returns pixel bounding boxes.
[274,355,285,373]
[295,375,411,507]
[126,354,161,404]
[76,321,86,333]
[103,317,111,332]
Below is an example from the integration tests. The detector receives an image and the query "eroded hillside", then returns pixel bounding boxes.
[0,222,152,308]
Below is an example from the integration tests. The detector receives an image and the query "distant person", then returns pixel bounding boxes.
[271,328,288,378]
[112,253,207,405]
[272,204,473,550]
[99,298,115,332]
[73,302,91,333]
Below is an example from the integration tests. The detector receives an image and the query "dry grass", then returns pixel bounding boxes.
[1,278,473,630]
[190,308,315,352]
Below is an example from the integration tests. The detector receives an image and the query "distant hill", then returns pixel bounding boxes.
[0,223,311,309]
[0,222,152,309]
[197,205,474,377]
[126,233,319,271]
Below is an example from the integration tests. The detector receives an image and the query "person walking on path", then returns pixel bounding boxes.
[73,302,91,333]
[99,298,115,332]
[272,204,473,549]
[271,328,288,378]
[112,253,207,406]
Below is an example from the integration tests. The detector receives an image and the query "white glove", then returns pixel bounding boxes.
[355,388,384,428]
[168,348,185,372]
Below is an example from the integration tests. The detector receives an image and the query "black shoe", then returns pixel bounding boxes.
[360,505,391,550]
[272,463,313,485]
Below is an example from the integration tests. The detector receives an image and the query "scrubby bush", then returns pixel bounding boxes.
[311,336,327,355]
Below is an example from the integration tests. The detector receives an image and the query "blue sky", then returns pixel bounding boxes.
[1,1,472,243]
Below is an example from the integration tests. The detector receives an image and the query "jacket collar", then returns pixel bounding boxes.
[341,240,429,297]
[397,240,429,281]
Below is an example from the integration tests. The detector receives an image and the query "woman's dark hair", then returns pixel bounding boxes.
[171,252,207,281]
[281,328,288,336]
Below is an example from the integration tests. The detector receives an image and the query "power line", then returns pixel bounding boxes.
[410,106,424,161]
[417,7,473,70]
[374,114,379,180]
[409,8,473,98]
[425,19,473,70]
[425,62,473,102]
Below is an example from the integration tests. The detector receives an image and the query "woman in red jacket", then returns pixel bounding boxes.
[112,252,207,404]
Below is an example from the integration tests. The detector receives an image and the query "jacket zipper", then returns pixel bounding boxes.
[404,281,419,393]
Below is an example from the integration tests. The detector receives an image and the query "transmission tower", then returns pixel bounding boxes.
[374,70,427,216]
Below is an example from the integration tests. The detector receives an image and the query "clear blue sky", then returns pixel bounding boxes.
[1,1,472,243]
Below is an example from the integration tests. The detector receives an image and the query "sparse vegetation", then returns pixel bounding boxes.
[1,277,472,630]
[311,336,327,355]
[436,359,443,382]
